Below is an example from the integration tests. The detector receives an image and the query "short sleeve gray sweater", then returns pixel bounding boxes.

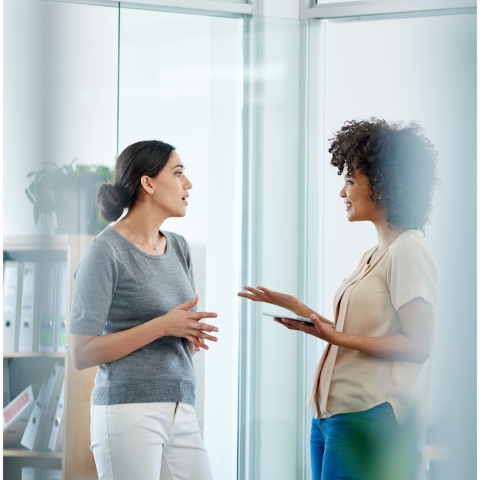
[69,227,197,406]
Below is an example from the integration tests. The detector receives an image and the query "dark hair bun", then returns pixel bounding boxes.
[96,183,124,222]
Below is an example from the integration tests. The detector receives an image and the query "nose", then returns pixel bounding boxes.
[340,184,346,198]
[184,174,193,190]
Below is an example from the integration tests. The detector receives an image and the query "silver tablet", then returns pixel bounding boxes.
[262,312,335,327]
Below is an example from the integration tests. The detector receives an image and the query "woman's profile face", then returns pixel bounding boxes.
[340,168,382,223]
[148,151,193,218]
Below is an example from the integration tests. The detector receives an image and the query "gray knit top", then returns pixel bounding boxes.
[69,226,197,406]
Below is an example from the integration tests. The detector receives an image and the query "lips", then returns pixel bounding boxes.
[182,194,189,205]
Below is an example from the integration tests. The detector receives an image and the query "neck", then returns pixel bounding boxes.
[121,200,168,244]
[372,215,406,251]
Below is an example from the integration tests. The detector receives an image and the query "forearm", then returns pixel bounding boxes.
[71,318,162,370]
[330,331,429,364]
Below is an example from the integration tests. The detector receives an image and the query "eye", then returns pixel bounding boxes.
[175,171,183,177]
[346,179,353,185]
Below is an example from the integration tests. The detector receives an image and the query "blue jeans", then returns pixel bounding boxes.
[310,403,413,480]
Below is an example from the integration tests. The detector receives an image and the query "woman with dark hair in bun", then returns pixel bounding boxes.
[69,140,217,480]
[239,119,439,480]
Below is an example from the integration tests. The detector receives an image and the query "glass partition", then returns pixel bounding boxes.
[237,15,309,480]
[312,12,477,480]
[118,7,244,479]
[4,1,476,479]
[4,1,118,478]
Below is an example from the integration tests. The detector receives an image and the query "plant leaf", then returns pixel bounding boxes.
[25,188,36,205]
[33,205,40,226]
[26,171,37,178]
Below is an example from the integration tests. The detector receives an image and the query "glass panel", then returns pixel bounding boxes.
[237,15,310,480]
[5,0,118,237]
[318,12,476,478]
[4,1,118,478]
[118,8,243,478]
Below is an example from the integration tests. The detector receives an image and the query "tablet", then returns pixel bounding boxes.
[262,312,335,327]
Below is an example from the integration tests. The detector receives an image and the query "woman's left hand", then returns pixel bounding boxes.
[274,314,337,343]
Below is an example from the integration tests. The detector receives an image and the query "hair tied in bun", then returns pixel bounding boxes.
[96,180,125,222]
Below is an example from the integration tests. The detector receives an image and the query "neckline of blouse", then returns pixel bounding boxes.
[365,229,419,268]
[107,225,172,260]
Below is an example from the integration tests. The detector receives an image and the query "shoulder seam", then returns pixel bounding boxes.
[94,236,117,260]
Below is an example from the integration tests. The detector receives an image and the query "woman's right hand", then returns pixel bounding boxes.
[158,296,218,350]
[237,286,300,314]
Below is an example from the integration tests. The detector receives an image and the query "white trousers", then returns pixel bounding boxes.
[90,402,213,480]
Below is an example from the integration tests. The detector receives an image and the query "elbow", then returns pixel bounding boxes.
[412,348,431,364]
[415,353,430,364]
[70,349,88,371]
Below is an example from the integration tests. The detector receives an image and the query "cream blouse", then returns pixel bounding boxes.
[307,230,438,425]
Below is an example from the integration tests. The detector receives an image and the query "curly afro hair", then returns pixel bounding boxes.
[329,118,439,234]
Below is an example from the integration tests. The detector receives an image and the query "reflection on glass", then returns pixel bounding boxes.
[4,0,118,478]
[119,8,243,479]
[322,13,476,480]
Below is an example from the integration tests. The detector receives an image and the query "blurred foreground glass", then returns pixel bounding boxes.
[315,12,476,480]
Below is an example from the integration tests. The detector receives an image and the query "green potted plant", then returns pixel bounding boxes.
[25,159,115,235]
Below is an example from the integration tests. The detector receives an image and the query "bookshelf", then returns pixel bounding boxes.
[4,450,63,459]
[3,235,97,480]
[4,352,66,359]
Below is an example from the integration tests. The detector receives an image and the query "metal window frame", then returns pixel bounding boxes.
[304,0,476,19]
[47,0,253,16]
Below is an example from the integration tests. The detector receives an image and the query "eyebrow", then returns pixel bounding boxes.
[171,164,185,170]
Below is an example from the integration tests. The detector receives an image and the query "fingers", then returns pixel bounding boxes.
[273,318,301,331]
[256,286,271,293]
[195,331,218,342]
[237,293,260,302]
[187,335,209,350]
[191,321,219,333]
[191,312,218,323]
[282,318,311,332]
[242,286,266,296]
[176,295,199,310]
[310,314,324,329]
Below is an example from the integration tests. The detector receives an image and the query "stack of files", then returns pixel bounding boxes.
[3,260,23,351]
[22,467,62,480]
[18,262,42,352]
[38,262,68,353]
[4,358,11,406]
[57,263,68,353]
[47,379,64,451]
[3,261,68,352]
[3,384,40,447]
[21,362,65,451]
[38,263,57,353]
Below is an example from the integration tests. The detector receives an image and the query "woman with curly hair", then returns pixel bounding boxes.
[239,118,439,480]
